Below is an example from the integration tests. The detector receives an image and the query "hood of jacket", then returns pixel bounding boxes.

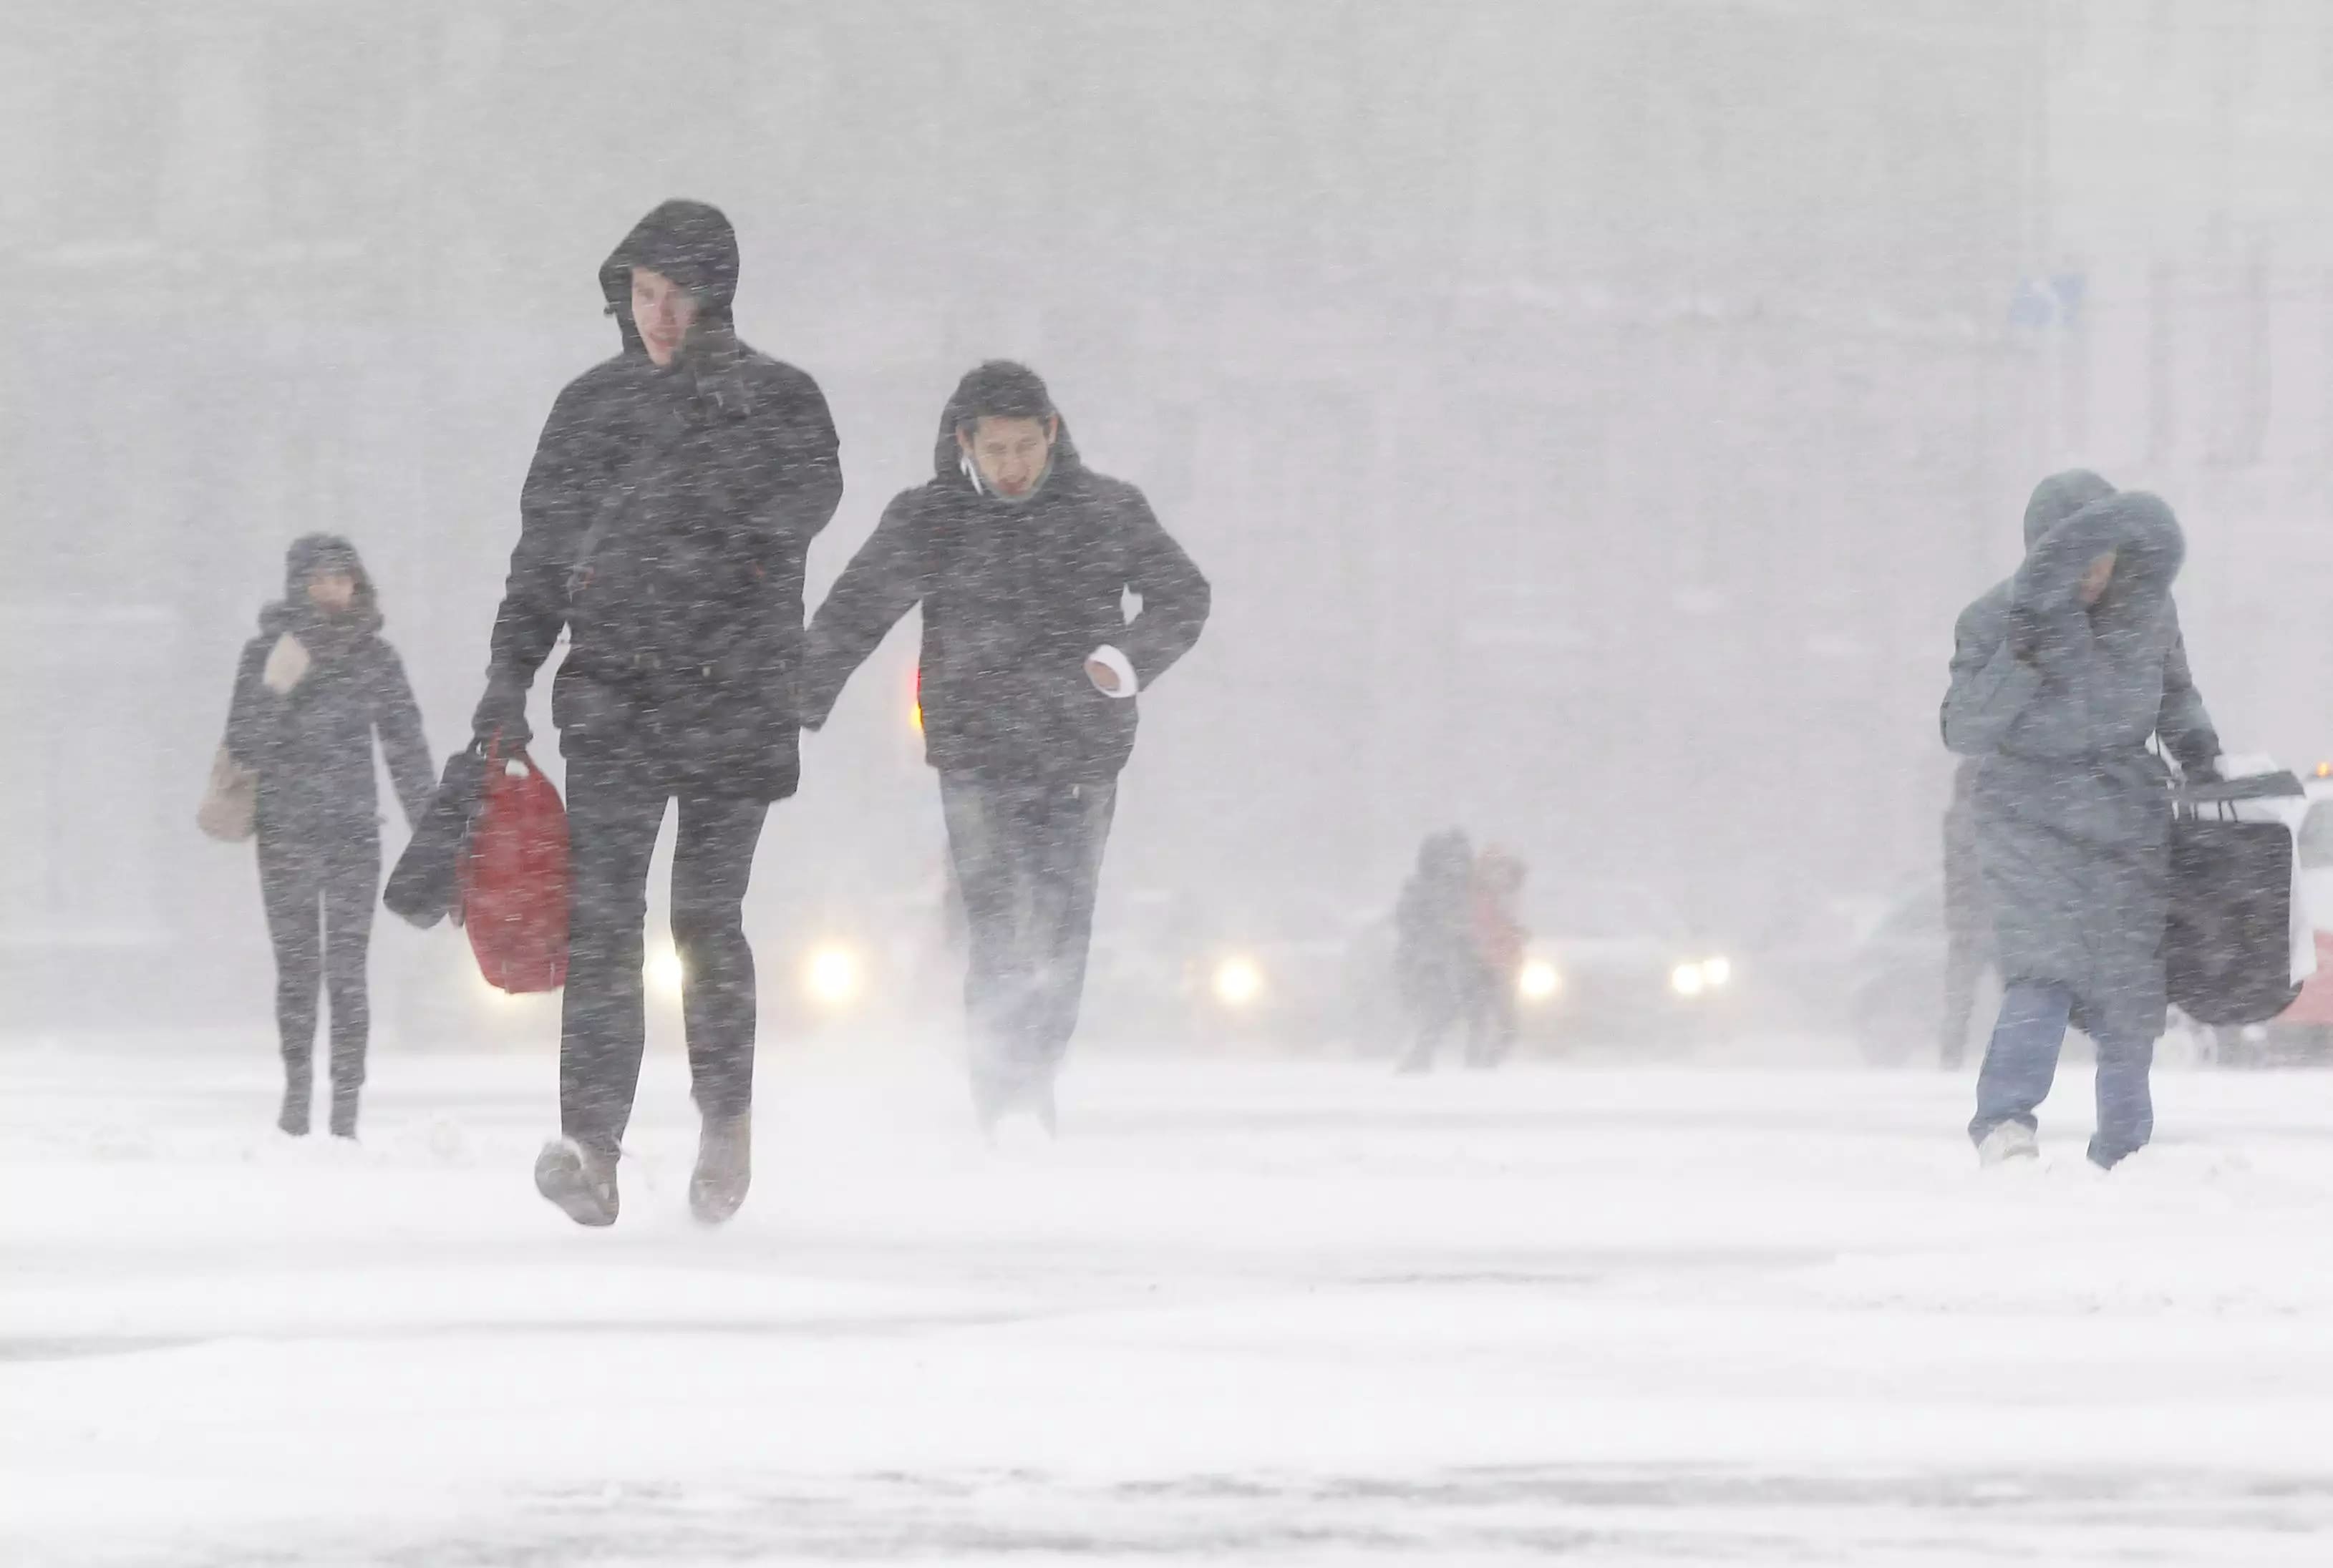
[598,199,740,357]
[929,361,1085,491]
[2016,490,2185,631]
[2085,491,2186,619]
[263,532,382,641]
[2022,468,2116,547]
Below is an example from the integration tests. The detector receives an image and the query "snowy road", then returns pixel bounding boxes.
[6,1042,2333,1565]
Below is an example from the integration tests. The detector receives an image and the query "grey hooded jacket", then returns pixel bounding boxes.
[1941,471,2220,1045]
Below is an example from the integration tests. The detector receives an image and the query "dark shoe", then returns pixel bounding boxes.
[535,1138,619,1227]
[689,1112,752,1226]
[328,1086,360,1141]
[278,1076,313,1137]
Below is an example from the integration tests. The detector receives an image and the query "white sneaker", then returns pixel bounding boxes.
[1976,1122,2039,1167]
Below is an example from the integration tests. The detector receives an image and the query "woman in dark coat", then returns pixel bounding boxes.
[1942,473,2221,1168]
[224,535,433,1137]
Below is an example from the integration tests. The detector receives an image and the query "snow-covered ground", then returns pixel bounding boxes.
[6,1038,2333,1565]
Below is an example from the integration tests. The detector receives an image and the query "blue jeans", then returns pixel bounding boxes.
[938,774,1117,1094]
[1969,981,2155,1167]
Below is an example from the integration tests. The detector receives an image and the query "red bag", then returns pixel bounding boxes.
[457,744,571,993]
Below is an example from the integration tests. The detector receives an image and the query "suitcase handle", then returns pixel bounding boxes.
[2173,771,2305,811]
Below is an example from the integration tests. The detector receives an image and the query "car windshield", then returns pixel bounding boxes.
[1530,882,1692,943]
[2302,801,2333,871]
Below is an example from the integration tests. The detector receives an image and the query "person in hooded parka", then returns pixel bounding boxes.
[1942,471,2223,1168]
[470,200,843,1227]
[798,361,1210,1131]
[1392,831,1480,1073]
[223,535,434,1139]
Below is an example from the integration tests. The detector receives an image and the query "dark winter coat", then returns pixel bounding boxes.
[225,535,434,846]
[799,374,1210,784]
[1396,832,1478,1028]
[482,199,843,801]
[1941,472,2221,1046]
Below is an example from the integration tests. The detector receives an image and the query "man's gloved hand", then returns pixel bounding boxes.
[471,671,532,751]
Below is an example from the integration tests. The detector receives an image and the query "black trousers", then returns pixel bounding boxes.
[938,772,1117,1091]
[561,753,769,1158]
[257,827,381,1104]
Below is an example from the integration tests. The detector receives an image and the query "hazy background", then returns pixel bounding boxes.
[2,0,2327,1038]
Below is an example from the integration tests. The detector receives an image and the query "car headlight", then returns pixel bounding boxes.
[1669,961,1707,998]
[1212,956,1264,1008]
[1518,958,1562,1002]
[804,945,864,1010]
[646,945,687,999]
[1700,955,1732,988]
[477,970,528,1007]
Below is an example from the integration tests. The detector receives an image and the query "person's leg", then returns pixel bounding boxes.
[257,834,323,1134]
[1461,965,1503,1067]
[1023,779,1117,1076]
[2089,1028,2157,1168]
[320,834,383,1137]
[1397,998,1451,1073]
[559,756,666,1160]
[1969,980,2074,1145]
[1479,971,1518,1067]
[940,774,1041,1085]
[670,792,770,1124]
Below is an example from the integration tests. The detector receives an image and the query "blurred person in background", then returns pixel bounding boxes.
[222,535,432,1139]
[1939,758,1992,1068]
[800,361,1210,1133]
[1465,847,1528,1068]
[1394,829,1478,1073]
[470,200,843,1227]
[1942,472,2221,1169]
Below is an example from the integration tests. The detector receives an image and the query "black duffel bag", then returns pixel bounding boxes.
[384,746,490,930]
[2165,773,2307,1027]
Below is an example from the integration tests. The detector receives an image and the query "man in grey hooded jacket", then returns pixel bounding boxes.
[1942,470,2221,1168]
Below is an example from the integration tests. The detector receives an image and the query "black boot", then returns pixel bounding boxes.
[278,1068,312,1137]
[328,1083,360,1141]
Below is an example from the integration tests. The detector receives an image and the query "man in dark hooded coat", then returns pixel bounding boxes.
[798,361,1208,1130]
[225,535,433,1139]
[470,200,842,1225]
[1943,471,2222,1168]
